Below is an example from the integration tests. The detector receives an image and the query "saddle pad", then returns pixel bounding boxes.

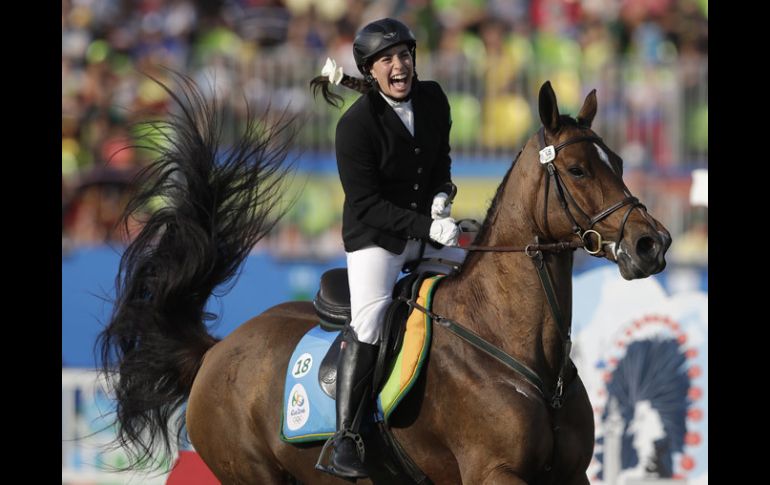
[280,325,339,442]
[280,275,444,443]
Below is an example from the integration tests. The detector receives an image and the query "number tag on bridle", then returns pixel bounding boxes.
[539,146,556,164]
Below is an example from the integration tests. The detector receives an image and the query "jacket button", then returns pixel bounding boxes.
[410,202,417,209]
[413,184,419,190]
[417,167,423,174]
[414,147,421,155]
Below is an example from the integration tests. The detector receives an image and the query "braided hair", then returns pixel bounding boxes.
[309,72,371,108]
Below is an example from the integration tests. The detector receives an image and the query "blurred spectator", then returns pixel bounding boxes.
[478,17,533,149]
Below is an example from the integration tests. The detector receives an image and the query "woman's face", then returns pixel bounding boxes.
[369,44,413,100]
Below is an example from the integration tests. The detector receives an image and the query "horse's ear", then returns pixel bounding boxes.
[538,81,561,133]
[577,89,598,128]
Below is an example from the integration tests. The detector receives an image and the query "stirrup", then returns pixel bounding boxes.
[315,429,366,480]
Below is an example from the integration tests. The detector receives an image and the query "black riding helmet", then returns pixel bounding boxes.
[353,18,417,82]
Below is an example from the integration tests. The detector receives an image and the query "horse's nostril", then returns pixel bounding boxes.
[636,235,657,260]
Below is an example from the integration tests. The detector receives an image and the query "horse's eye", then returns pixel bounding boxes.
[568,166,585,178]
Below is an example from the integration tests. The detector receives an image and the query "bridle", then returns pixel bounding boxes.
[535,125,649,257]
[464,125,650,257]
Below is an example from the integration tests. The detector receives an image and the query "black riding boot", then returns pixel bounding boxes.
[328,328,379,479]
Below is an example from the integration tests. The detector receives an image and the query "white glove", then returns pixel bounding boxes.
[429,217,460,246]
[431,192,452,220]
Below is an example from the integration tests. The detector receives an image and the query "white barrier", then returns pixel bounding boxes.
[62,369,172,485]
[574,265,708,484]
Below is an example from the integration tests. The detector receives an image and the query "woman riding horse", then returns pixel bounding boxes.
[310,18,468,479]
[98,67,670,483]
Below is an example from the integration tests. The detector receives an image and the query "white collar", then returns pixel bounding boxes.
[379,91,412,108]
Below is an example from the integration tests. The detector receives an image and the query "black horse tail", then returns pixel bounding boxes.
[96,71,296,470]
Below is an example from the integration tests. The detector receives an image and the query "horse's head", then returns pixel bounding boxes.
[527,81,671,279]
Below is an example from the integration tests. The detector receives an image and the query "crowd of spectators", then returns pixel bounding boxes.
[62,0,708,258]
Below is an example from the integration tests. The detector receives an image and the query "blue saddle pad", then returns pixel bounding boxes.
[280,325,339,443]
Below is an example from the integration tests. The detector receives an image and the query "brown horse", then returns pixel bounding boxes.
[98,75,670,485]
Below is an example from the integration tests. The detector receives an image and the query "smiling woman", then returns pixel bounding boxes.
[369,44,414,99]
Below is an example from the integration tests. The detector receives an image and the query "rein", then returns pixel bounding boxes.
[399,288,550,400]
[462,240,584,254]
[407,239,573,408]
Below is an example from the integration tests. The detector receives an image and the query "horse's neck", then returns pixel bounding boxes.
[436,252,572,381]
[434,155,574,383]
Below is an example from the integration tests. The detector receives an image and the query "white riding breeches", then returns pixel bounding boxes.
[346,239,467,344]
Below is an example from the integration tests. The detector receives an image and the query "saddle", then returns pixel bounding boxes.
[282,269,443,484]
[313,268,425,399]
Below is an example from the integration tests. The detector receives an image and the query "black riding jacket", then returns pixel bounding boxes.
[335,80,454,254]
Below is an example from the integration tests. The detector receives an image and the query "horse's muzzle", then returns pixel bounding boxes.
[617,230,671,280]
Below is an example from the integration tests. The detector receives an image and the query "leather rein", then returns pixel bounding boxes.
[405,126,651,409]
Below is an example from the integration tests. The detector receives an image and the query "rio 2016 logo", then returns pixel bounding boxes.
[287,383,310,431]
